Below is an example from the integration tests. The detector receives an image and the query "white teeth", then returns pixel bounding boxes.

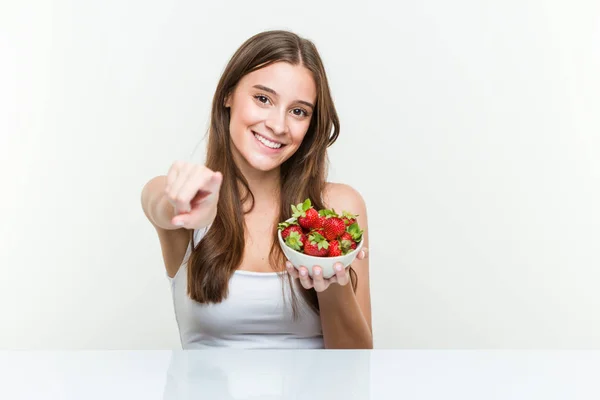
[254,133,282,149]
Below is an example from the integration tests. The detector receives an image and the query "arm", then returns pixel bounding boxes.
[141,175,191,277]
[140,165,222,277]
[141,175,182,230]
[141,165,221,231]
[318,183,373,349]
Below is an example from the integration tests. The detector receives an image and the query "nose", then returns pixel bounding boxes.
[264,109,289,136]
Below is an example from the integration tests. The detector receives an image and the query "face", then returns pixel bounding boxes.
[225,61,317,174]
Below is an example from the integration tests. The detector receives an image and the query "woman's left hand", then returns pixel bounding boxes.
[285,248,368,292]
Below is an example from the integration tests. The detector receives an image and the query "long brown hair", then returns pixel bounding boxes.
[186,30,357,317]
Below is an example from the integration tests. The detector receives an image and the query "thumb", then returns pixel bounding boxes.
[171,213,193,228]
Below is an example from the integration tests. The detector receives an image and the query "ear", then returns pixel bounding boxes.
[224,93,231,108]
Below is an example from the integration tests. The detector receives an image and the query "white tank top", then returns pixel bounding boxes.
[167,226,324,349]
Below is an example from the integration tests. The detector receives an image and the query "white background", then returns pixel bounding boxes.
[1,0,599,349]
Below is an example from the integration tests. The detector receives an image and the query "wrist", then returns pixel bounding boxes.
[316,280,355,303]
[151,190,178,230]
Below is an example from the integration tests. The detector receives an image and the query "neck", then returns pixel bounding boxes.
[244,168,281,203]
[233,155,281,211]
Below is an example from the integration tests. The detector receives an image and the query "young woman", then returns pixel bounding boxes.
[141,30,372,349]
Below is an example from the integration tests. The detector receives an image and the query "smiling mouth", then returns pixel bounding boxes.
[252,131,285,149]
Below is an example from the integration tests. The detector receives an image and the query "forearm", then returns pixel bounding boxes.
[317,283,373,349]
[141,176,179,230]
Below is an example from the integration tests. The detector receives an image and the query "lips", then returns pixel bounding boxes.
[252,131,284,145]
[252,130,286,150]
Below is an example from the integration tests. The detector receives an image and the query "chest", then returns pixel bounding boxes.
[238,210,280,273]
[172,266,324,348]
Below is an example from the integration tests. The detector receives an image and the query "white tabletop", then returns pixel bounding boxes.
[1,350,599,399]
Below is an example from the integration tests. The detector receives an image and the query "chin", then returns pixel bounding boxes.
[246,157,282,172]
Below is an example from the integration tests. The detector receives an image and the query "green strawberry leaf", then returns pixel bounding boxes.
[319,209,337,218]
[277,222,289,230]
[302,198,311,211]
[341,239,353,252]
[342,210,358,219]
[308,232,326,243]
[285,231,303,251]
[346,222,363,241]
[291,204,305,218]
[317,240,329,250]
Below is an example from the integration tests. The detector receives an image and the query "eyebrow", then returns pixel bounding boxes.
[252,84,315,109]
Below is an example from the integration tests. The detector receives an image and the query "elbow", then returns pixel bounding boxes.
[324,334,373,350]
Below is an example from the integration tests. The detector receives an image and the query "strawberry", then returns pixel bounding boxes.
[316,215,326,230]
[328,240,343,257]
[322,217,346,241]
[341,239,356,253]
[346,222,363,242]
[341,210,358,226]
[291,199,321,230]
[309,227,325,237]
[280,200,364,257]
[281,224,304,240]
[299,208,320,230]
[340,232,352,241]
[340,232,357,251]
[318,208,338,218]
[304,232,329,257]
[284,230,306,251]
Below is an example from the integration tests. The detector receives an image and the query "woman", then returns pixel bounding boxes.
[141,30,372,349]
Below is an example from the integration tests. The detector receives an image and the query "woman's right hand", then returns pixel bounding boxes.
[164,161,223,229]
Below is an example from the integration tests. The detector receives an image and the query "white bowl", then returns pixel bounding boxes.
[277,230,364,279]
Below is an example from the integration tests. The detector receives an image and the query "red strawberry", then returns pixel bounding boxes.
[304,232,329,257]
[298,208,320,230]
[340,232,352,241]
[284,231,306,251]
[341,211,358,226]
[341,239,356,252]
[291,199,321,230]
[342,217,355,226]
[310,227,325,236]
[328,240,343,257]
[316,216,326,230]
[340,232,358,253]
[281,224,303,240]
[322,217,346,241]
[340,232,357,250]
[346,222,363,242]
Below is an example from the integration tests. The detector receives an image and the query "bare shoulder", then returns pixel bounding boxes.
[323,182,367,215]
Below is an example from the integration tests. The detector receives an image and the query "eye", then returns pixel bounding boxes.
[291,108,309,117]
[254,95,271,105]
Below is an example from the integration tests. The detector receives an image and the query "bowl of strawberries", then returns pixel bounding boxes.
[277,198,364,279]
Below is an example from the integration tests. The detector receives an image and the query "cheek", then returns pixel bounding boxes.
[231,101,263,128]
[290,121,311,145]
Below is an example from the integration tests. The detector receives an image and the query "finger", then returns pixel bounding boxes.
[362,247,369,259]
[311,266,327,292]
[170,206,203,228]
[285,261,299,279]
[167,164,194,211]
[165,161,183,192]
[298,266,313,289]
[204,171,223,194]
[176,168,218,209]
[167,161,191,197]
[357,247,369,260]
[325,274,338,286]
[334,262,349,286]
